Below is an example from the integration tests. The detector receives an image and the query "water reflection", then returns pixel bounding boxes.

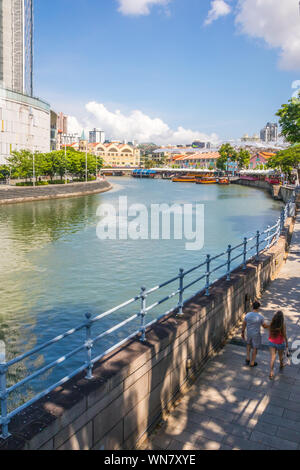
[0,178,283,398]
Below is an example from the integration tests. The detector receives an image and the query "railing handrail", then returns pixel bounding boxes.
[0,193,296,439]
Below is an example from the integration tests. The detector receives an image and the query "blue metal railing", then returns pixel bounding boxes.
[0,194,296,439]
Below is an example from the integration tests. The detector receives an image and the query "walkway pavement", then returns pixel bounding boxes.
[144,214,300,451]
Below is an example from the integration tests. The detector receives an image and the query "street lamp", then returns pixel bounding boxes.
[64,140,68,185]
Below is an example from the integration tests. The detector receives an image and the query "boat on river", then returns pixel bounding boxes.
[218,177,230,185]
[172,175,196,183]
[195,176,218,184]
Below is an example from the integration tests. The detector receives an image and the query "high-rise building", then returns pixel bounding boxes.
[260,122,278,143]
[0,0,33,95]
[0,0,50,164]
[89,128,105,144]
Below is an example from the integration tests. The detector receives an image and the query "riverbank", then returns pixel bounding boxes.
[0,179,113,205]
[232,179,299,206]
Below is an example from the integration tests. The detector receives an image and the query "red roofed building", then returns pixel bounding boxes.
[175,152,220,169]
[249,151,276,169]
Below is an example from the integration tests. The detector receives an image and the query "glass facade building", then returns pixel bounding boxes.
[0,0,33,96]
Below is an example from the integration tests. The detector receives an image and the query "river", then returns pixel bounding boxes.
[0,177,283,406]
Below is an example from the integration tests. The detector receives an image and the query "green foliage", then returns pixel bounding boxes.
[267,145,300,175]
[217,144,251,170]
[217,144,238,171]
[0,165,10,179]
[237,149,251,169]
[6,148,104,182]
[276,92,300,144]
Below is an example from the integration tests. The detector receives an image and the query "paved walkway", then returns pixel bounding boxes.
[144,214,300,451]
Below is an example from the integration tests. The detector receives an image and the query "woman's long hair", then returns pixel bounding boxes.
[270,311,286,338]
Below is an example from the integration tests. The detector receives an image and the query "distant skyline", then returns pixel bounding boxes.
[34,0,300,144]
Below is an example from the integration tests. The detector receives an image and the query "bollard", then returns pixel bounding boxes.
[140,287,147,342]
[85,313,94,380]
[226,245,232,281]
[177,269,184,315]
[0,340,10,439]
[205,255,211,296]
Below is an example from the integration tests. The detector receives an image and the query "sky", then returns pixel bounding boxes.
[34,0,300,144]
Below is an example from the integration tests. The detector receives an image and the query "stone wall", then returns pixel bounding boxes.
[0,179,112,204]
[0,215,294,451]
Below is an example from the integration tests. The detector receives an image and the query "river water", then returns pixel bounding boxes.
[0,177,283,406]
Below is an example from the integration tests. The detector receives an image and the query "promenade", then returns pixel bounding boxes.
[144,213,300,451]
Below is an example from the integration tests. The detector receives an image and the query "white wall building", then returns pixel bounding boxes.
[0,88,50,163]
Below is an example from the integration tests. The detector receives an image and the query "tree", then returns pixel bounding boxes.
[217,144,238,171]
[276,92,300,144]
[267,145,300,179]
[0,165,10,180]
[237,149,251,169]
[7,150,36,180]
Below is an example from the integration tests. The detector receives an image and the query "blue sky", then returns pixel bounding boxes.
[34,0,300,143]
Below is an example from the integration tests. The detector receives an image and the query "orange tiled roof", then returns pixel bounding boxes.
[183,152,220,161]
[258,152,276,159]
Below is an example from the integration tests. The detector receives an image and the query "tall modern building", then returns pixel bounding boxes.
[0,0,50,163]
[89,128,105,144]
[260,122,278,143]
[0,0,33,95]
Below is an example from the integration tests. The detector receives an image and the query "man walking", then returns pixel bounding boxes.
[241,301,268,367]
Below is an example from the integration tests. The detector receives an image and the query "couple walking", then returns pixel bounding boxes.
[241,301,289,380]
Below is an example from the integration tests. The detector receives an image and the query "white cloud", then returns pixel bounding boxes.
[117,0,170,16]
[204,0,231,26]
[235,0,300,70]
[68,101,219,145]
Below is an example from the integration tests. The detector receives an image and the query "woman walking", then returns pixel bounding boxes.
[268,311,289,380]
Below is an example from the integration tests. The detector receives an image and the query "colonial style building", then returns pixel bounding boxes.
[249,151,276,169]
[172,152,220,169]
[78,140,141,168]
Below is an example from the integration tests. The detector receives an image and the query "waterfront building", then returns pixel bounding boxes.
[249,151,276,169]
[0,0,50,163]
[89,128,105,144]
[89,142,141,167]
[174,152,220,169]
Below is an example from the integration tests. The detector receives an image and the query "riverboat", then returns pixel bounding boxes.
[195,176,218,184]
[218,177,230,185]
[172,175,196,183]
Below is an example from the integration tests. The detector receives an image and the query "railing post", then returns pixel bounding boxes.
[85,313,94,380]
[280,210,285,233]
[243,238,247,270]
[140,287,147,342]
[226,245,232,281]
[205,255,211,296]
[267,225,271,249]
[177,268,184,315]
[256,230,260,261]
[0,341,10,439]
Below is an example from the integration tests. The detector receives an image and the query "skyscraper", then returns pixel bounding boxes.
[0,0,50,163]
[0,0,33,96]
[260,122,278,143]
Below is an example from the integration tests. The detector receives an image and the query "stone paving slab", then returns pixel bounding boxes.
[145,214,300,451]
